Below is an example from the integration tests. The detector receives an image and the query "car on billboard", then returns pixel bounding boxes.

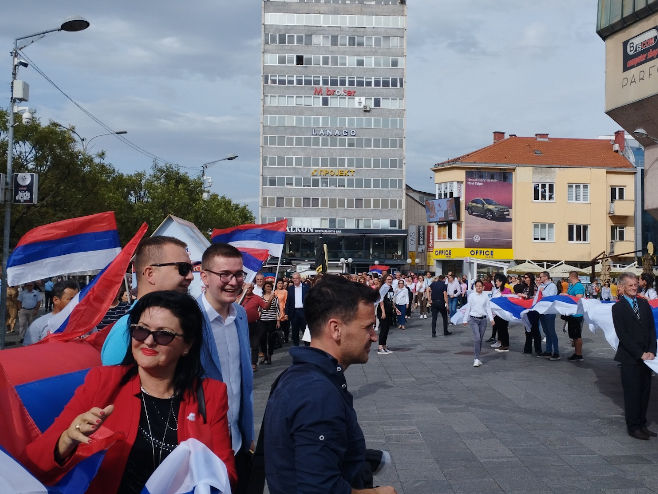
[466,198,510,221]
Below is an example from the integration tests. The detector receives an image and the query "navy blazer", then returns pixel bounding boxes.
[612,297,657,365]
[286,283,309,315]
[197,295,254,448]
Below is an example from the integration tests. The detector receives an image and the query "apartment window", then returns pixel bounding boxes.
[533,183,554,201]
[533,223,554,242]
[611,225,625,241]
[568,224,589,243]
[567,184,589,203]
[610,186,625,202]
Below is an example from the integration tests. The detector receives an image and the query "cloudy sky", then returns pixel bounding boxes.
[0,1,614,216]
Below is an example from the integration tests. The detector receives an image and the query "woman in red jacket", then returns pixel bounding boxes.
[22,290,236,493]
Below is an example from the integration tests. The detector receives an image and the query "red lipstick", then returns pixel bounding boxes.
[141,348,158,356]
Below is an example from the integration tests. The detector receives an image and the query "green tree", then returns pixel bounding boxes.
[0,110,254,246]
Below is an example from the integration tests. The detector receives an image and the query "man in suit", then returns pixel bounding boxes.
[199,243,254,492]
[286,272,309,346]
[611,272,657,440]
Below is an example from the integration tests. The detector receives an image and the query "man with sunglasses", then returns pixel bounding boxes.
[101,236,194,365]
[198,243,254,494]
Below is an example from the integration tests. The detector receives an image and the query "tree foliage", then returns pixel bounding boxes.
[0,110,254,245]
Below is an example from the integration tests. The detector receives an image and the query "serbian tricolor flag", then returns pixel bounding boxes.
[211,219,287,258]
[7,212,121,286]
[238,248,270,284]
[40,223,148,341]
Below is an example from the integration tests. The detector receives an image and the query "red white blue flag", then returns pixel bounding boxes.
[7,212,121,286]
[211,219,287,258]
[238,247,270,284]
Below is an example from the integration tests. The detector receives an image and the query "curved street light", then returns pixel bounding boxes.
[201,155,239,200]
[54,123,127,152]
[1,18,90,349]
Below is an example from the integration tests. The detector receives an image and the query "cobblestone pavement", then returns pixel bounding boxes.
[253,313,658,494]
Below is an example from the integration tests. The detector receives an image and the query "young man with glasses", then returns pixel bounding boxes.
[101,236,194,365]
[198,242,254,494]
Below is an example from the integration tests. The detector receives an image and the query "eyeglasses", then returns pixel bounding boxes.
[204,268,247,283]
[130,324,184,346]
[149,262,194,277]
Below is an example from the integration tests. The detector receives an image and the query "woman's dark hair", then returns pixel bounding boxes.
[524,273,536,297]
[641,272,655,289]
[121,290,204,396]
[263,280,274,290]
[493,273,507,286]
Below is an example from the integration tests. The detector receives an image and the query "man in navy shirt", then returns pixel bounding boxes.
[264,275,396,494]
[429,275,451,337]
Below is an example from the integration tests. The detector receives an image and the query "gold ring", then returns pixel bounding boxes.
[75,424,81,431]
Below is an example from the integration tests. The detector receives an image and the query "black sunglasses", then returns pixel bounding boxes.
[149,262,193,277]
[130,324,184,346]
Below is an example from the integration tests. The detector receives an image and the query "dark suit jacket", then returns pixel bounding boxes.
[286,283,309,315]
[612,297,657,365]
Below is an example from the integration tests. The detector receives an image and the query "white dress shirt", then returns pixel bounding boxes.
[294,284,304,308]
[202,295,243,453]
[463,292,493,321]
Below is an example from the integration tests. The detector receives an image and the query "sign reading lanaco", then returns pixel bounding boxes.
[286,226,406,235]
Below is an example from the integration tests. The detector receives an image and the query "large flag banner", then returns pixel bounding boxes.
[44,223,148,340]
[238,247,270,284]
[211,219,287,258]
[7,212,121,286]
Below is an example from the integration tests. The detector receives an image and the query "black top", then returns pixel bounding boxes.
[429,281,447,303]
[117,392,180,494]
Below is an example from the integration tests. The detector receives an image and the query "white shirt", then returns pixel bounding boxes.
[294,284,304,308]
[447,279,461,298]
[463,292,493,321]
[253,285,263,297]
[18,290,40,309]
[201,295,242,453]
[394,286,409,305]
[23,312,53,345]
[534,281,558,303]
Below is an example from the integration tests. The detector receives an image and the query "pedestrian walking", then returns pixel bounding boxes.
[490,273,511,352]
[463,279,494,367]
[394,279,408,329]
[377,275,395,354]
[415,275,428,319]
[428,275,450,337]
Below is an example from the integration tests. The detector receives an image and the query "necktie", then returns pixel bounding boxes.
[632,298,640,320]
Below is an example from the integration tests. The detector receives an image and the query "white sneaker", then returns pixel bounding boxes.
[491,341,501,348]
[377,349,388,355]
[473,359,482,367]
[385,348,393,354]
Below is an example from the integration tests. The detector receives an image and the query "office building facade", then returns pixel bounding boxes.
[260,0,407,272]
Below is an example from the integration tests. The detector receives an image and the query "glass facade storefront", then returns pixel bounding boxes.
[597,0,658,38]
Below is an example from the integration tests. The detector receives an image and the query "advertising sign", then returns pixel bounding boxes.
[427,225,434,251]
[424,198,460,223]
[623,27,658,72]
[464,171,513,249]
[429,248,514,261]
[407,225,417,252]
[13,173,38,205]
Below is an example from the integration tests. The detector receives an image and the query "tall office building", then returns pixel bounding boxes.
[260,0,407,272]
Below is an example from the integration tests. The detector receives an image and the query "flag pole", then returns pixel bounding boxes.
[273,254,283,283]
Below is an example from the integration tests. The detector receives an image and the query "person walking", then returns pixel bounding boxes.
[429,275,450,337]
[463,279,494,367]
[377,275,395,354]
[490,273,511,352]
[535,271,560,360]
[519,273,542,355]
[566,270,586,361]
[415,275,428,319]
[394,279,408,330]
[446,274,461,319]
[259,280,280,365]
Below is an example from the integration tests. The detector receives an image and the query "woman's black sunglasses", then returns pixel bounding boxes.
[130,324,184,346]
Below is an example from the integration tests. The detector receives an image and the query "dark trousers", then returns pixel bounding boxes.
[621,363,652,432]
[248,321,265,365]
[279,318,290,343]
[234,446,254,494]
[378,313,391,346]
[259,319,278,358]
[431,303,448,336]
[493,315,509,347]
[289,308,306,346]
[524,311,542,354]
[45,291,53,312]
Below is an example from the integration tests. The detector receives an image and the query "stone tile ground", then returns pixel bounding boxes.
[250,316,658,493]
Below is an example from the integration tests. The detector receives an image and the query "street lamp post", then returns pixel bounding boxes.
[201,154,238,200]
[54,124,128,152]
[0,17,89,350]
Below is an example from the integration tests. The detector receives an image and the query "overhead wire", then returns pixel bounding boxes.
[16,49,200,171]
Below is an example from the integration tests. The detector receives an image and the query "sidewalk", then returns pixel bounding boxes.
[253,313,658,493]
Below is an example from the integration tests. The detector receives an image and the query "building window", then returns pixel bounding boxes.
[568,224,589,243]
[611,225,625,241]
[567,184,589,203]
[533,183,554,201]
[610,186,625,202]
[436,222,463,240]
[533,223,554,242]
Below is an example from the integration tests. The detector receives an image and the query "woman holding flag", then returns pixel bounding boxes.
[22,291,236,493]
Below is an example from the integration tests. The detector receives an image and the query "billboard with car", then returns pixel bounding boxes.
[464,171,513,249]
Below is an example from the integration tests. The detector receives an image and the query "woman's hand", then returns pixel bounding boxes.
[56,404,114,463]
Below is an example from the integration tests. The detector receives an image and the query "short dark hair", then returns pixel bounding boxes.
[122,290,203,396]
[52,279,80,299]
[202,243,242,269]
[134,236,187,274]
[304,275,378,337]
[641,272,654,289]
[263,280,274,289]
[493,273,506,285]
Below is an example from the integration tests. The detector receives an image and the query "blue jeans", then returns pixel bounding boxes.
[539,314,558,355]
[448,297,458,318]
[396,304,407,326]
